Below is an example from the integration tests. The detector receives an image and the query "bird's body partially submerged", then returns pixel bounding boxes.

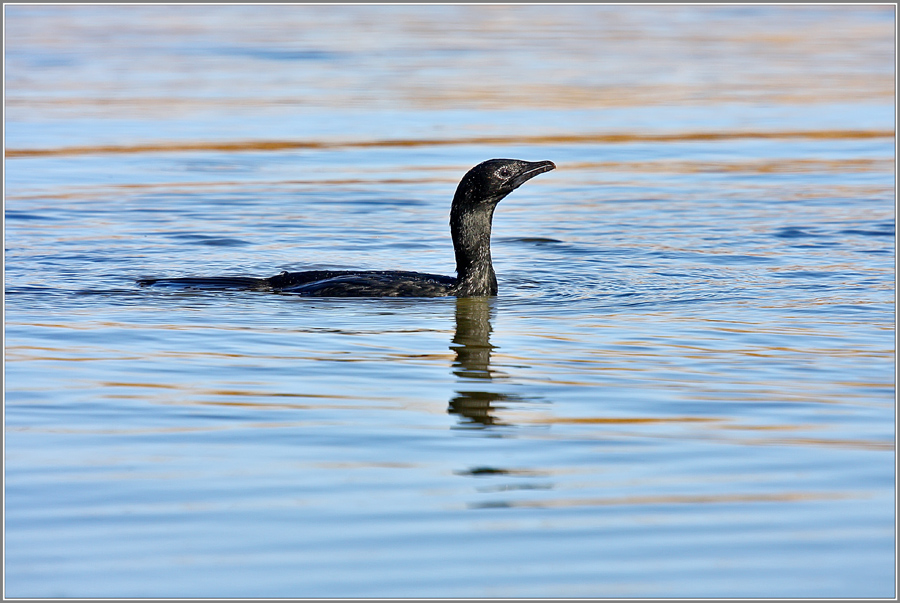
[138,158,555,297]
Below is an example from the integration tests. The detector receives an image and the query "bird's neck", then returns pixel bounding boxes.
[450,204,498,297]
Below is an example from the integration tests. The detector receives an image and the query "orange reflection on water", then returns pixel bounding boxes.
[6,128,893,158]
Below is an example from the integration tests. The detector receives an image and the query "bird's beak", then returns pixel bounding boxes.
[511,160,556,189]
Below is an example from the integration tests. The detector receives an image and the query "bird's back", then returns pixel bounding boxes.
[276,270,456,297]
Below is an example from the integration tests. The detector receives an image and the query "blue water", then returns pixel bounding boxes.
[4,5,896,598]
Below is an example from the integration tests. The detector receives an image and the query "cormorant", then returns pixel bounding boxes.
[137,158,555,297]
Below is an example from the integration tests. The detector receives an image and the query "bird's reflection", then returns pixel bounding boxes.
[448,297,515,427]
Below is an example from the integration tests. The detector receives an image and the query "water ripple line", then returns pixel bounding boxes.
[6,129,894,158]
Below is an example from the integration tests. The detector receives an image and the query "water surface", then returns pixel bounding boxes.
[4,5,895,598]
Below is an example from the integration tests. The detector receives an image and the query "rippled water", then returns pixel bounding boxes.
[4,5,896,598]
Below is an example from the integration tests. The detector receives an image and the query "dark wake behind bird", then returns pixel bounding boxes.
[138,158,555,297]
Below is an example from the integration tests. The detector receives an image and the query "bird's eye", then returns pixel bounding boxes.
[498,168,511,178]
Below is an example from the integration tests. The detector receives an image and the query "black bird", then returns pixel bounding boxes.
[138,158,555,297]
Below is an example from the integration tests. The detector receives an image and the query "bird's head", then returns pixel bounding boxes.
[452,158,556,209]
